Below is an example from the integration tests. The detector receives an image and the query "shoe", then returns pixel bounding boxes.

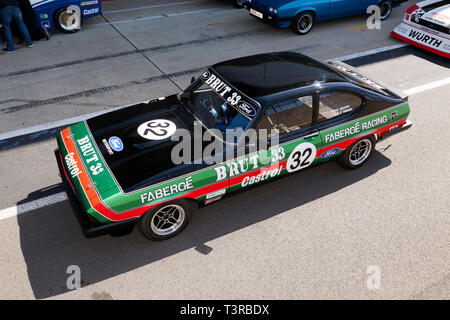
[26,43,34,48]
[2,48,14,53]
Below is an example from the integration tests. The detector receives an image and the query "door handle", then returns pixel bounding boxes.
[302,132,319,140]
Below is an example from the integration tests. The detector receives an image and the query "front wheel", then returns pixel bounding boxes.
[337,136,376,170]
[55,7,83,33]
[378,0,393,21]
[138,199,194,240]
[231,0,244,8]
[291,12,315,35]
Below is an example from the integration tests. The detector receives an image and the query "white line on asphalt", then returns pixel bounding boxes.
[0,192,67,222]
[93,7,230,26]
[103,0,204,14]
[403,77,450,96]
[0,101,148,141]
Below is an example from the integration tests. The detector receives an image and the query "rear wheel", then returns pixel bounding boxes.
[337,136,376,170]
[138,199,194,240]
[291,12,315,35]
[55,7,82,33]
[231,0,244,8]
[378,0,392,20]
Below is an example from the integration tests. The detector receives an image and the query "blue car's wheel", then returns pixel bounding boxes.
[291,12,315,35]
[231,0,244,8]
[54,7,83,33]
[379,0,392,20]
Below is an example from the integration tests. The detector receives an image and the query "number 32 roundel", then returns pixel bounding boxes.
[286,142,317,173]
[137,119,177,140]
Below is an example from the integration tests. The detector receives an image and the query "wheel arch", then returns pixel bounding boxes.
[293,8,317,20]
[138,196,199,220]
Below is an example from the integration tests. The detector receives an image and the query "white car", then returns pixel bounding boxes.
[392,0,450,58]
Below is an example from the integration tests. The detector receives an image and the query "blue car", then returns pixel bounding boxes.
[243,0,408,34]
[30,0,102,33]
[219,0,245,8]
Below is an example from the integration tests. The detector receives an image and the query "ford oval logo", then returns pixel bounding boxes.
[237,101,257,117]
[108,136,124,152]
[201,71,211,80]
[322,148,340,159]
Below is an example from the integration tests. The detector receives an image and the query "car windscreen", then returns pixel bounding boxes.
[185,71,259,135]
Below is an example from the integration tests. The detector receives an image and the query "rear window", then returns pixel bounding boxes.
[317,91,363,123]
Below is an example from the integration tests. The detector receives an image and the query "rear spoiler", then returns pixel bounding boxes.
[327,60,408,100]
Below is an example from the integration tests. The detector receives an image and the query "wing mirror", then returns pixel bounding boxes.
[191,77,196,84]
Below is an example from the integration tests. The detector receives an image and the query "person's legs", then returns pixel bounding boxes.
[0,7,15,51]
[10,7,32,46]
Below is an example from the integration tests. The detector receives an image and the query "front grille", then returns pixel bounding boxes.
[249,1,270,12]
[417,18,450,35]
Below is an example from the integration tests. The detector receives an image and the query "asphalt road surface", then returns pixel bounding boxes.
[0,0,449,300]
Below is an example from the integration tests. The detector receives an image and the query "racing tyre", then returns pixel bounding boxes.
[55,7,83,33]
[231,0,244,8]
[138,199,195,241]
[291,12,315,35]
[337,135,376,170]
[378,0,392,21]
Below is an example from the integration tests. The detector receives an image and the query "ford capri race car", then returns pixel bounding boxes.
[243,0,408,34]
[392,0,450,58]
[31,0,102,33]
[55,52,412,241]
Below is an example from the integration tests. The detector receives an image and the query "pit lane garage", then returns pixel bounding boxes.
[392,0,450,58]
[55,52,412,241]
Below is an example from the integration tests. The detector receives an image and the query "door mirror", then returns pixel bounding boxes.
[190,77,196,84]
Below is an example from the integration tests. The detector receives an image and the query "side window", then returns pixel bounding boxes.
[256,106,276,130]
[318,91,363,123]
[256,96,314,137]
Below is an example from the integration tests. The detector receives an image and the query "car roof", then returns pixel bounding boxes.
[211,52,348,99]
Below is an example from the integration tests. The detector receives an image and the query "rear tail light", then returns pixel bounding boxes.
[406,4,419,14]
[405,4,419,20]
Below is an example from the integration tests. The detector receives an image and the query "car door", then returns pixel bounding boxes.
[329,0,370,18]
[255,94,322,177]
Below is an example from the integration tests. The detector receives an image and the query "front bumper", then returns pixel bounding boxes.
[55,149,136,238]
[379,119,413,141]
[244,5,291,28]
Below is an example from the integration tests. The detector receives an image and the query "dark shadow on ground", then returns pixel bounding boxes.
[346,45,450,69]
[0,126,67,152]
[17,151,391,299]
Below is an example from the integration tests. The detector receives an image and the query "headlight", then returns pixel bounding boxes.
[269,7,278,14]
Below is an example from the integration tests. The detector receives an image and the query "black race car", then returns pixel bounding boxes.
[56,52,412,240]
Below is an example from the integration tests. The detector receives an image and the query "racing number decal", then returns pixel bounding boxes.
[286,142,317,173]
[271,147,286,163]
[137,119,177,140]
[227,92,241,105]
